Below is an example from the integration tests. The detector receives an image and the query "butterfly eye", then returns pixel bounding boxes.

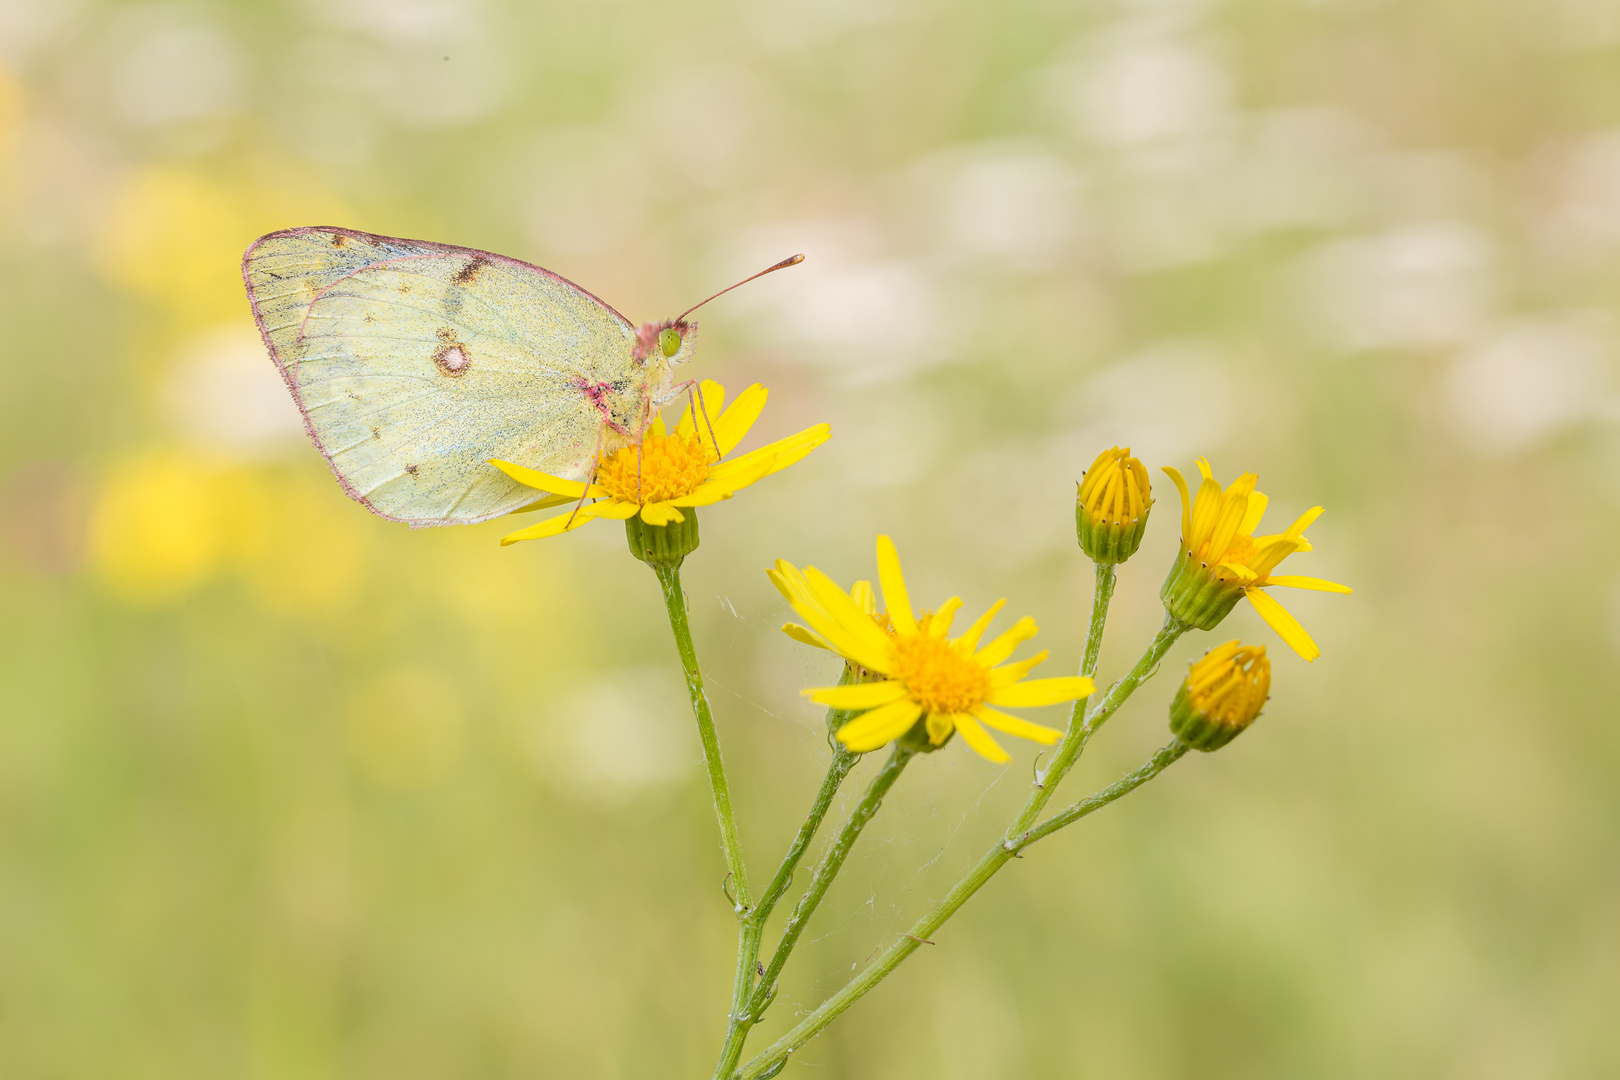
[659,327,682,357]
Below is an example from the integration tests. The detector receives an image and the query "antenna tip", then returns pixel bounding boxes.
[787,253,805,264]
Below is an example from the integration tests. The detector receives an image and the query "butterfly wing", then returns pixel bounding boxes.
[243,226,641,526]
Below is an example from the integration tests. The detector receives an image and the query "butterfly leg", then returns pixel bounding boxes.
[564,418,608,529]
[667,378,723,461]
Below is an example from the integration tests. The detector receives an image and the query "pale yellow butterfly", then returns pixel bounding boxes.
[242,226,800,526]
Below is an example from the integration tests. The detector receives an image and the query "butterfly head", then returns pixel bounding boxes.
[633,318,698,367]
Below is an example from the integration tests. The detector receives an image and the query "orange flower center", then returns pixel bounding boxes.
[1206,533,1256,579]
[595,433,712,504]
[891,633,987,715]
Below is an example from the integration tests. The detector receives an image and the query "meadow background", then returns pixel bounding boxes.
[1,0,1618,1076]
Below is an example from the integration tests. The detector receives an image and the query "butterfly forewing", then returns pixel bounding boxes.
[243,226,641,526]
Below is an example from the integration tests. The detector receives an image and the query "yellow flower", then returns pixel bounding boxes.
[1169,641,1271,751]
[1160,458,1351,662]
[770,536,1094,764]
[1076,446,1152,564]
[492,381,830,545]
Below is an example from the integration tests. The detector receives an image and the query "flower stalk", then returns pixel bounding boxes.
[653,562,751,914]
[735,615,1191,1080]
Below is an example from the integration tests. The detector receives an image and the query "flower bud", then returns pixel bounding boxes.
[1169,641,1270,751]
[1076,447,1152,564]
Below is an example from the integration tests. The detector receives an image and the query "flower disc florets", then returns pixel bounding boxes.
[596,432,712,504]
[891,633,988,715]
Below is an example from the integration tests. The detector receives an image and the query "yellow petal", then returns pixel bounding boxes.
[1282,505,1325,540]
[782,623,829,650]
[925,712,954,745]
[952,713,1010,764]
[1247,537,1302,579]
[498,502,610,544]
[1239,490,1269,536]
[836,698,924,752]
[678,460,777,506]
[876,534,917,635]
[806,680,909,709]
[1188,473,1225,550]
[929,596,963,637]
[851,580,876,616]
[652,413,669,438]
[973,705,1063,745]
[714,383,767,456]
[988,650,1048,686]
[974,615,1038,668]
[955,599,1006,653]
[509,492,578,513]
[1264,575,1352,594]
[489,459,603,498]
[1246,589,1320,662]
[800,567,897,672]
[985,675,1094,708]
[640,502,685,525]
[1162,465,1193,545]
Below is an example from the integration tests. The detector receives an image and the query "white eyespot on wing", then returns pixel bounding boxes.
[242,227,645,526]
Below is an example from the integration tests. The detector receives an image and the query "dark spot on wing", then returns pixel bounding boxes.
[433,334,472,377]
[332,233,347,248]
[406,464,420,476]
[398,282,412,294]
[454,256,489,284]
[363,313,375,324]
[371,426,381,440]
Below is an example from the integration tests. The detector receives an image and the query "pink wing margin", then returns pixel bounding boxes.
[240,225,636,527]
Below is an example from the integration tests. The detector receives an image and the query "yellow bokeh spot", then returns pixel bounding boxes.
[595,432,712,504]
[88,452,254,603]
[0,65,21,160]
[96,164,349,327]
[346,668,464,790]
[891,633,988,717]
[240,471,367,620]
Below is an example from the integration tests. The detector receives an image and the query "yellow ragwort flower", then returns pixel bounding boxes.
[1160,458,1351,662]
[1076,446,1152,564]
[1169,641,1271,751]
[491,381,830,545]
[769,536,1094,764]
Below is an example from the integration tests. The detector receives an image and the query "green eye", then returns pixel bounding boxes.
[659,328,681,357]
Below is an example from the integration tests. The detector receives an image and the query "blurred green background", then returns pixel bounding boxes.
[1,0,1617,1076]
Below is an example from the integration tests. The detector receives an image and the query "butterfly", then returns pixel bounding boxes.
[241,225,801,527]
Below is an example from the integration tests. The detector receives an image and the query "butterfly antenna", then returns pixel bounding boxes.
[676,254,805,322]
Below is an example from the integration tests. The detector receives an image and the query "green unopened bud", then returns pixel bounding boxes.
[625,510,700,566]
[1077,447,1152,564]
[1169,641,1270,751]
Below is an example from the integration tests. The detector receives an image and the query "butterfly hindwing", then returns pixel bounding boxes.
[243,226,641,526]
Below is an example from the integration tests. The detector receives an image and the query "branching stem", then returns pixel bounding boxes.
[733,600,1191,1080]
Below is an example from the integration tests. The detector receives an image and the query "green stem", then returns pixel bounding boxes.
[709,704,862,1080]
[1010,564,1124,835]
[652,562,750,912]
[1081,562,1116,680]
[750,746,913,1018]
[754,744,860,929]
[1022,740,1188,847]
[735,616,1190,1080]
